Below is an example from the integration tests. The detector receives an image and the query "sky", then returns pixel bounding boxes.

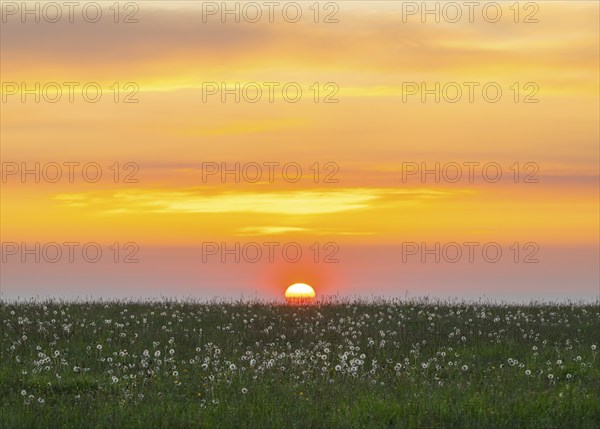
[1,1,598,301]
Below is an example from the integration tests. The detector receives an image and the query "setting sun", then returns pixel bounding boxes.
[285,283,316,305]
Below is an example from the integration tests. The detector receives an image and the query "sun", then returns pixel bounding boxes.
[285,283,316,305]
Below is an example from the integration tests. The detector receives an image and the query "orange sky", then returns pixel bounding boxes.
[1,1,598,300]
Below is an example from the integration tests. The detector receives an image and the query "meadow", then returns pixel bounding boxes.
[1,299,598,428]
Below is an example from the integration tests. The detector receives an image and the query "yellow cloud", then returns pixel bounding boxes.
[237,226,308,236]
[52,187,466,216]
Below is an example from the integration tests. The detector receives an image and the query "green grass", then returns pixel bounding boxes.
[1,300,598,428]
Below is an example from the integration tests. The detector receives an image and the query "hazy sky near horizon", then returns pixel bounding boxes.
[1,1,598,301]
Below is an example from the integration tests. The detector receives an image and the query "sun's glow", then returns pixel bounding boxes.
[285,283,316,305]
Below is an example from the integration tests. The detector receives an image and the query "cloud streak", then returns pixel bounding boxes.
[53,187,464,215]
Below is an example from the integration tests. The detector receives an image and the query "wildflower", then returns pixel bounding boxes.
[241,388,248,394]
[525,369,531,376]
[462,365,468,371]
[96,345,102,350]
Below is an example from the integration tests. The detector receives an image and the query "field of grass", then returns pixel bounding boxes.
[1,299,598,428]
